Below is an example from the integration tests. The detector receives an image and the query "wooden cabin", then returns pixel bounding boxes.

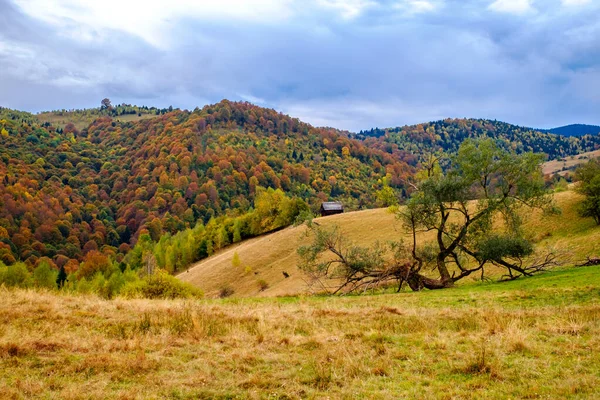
[320,201,344,216]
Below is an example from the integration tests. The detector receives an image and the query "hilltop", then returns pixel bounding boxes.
[180,189,600,297]
[544,124,600,137]
[34,102,171,131]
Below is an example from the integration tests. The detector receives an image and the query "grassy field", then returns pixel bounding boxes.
[180,190,600,298]
[542,149,600,176]
[2,265,600,399]
[36,112,158,130]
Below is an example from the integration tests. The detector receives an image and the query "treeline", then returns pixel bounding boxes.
[125,187,309,274]
[0,258,202,300]
[37,101,176,124]
[0,187,308,298]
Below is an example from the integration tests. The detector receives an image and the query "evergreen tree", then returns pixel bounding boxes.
[56,266,67,289]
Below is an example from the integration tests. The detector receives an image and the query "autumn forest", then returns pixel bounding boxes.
[1,100,599,283]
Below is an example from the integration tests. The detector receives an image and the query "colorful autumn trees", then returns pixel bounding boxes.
[1,101,413,273]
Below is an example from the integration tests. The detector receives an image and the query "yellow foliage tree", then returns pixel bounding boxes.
[232,251,241,268]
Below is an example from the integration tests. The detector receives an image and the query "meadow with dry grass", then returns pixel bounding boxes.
[2,264,600,399]
[542,149,600,176]
[2,189,600,399]
[181,190,600,298]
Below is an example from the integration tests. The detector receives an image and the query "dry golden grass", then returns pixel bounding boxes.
[179,208,412,298]
[36,112,158,130]
[542,149,600,176]
[181,190,600,298]
[2,267,600,399]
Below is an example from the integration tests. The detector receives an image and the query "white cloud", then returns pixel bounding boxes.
[407,0,437,13]
[561,0,591,5]
[12,0,295,48]
[488,0,534,15]
[409,0,435,12]
[315,0,377,19]
[12,0,386,48]
[393,0,438,15]
[238,93,267,105]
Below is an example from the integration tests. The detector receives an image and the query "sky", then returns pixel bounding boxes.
[0,0,599,131]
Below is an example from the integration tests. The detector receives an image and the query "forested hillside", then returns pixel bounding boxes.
[0,101,413,269]
[358,119,600,161]
[2,101,598,275]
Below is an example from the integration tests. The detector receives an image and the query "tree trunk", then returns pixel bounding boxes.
[436,255,454,287]
[407,272,448,291]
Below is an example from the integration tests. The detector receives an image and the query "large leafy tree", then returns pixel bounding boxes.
[400,138,554,290]
[299,139,556,293]
[574,159,600,225]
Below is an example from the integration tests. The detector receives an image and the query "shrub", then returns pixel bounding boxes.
[219,284,234,298]
[33,261,58,289]
[258,279,269,291]
[73,276,93,294]
[121,270,203,299]
[231,251,241,268]
[0,262,32,288]
[89,273,107,295]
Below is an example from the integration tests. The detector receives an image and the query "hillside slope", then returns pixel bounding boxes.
[542,149,600,176]
[180,190,600,297]
[0,101,413,268]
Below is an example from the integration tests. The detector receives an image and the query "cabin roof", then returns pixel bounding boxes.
[320,202,343,211]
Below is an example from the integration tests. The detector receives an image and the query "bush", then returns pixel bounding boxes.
[73,276,93,294]
[0,262,32,288]
[257,279,269,291]
[33,262,58,289]
[89,273,107,295]
[121,270,203,299]
[219,284,234,298]
[575,159,600,225]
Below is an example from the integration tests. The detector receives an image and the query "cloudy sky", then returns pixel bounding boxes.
[0,0,599,131]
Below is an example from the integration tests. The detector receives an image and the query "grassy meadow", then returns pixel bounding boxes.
[180,189,600,298]
[36,111,158,131]
[2,188,600,399]
[1,265,600,399]
[541,149,600,176]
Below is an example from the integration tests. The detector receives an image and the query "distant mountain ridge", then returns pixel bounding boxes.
[541,124,600,137]
[357,118,600,162]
